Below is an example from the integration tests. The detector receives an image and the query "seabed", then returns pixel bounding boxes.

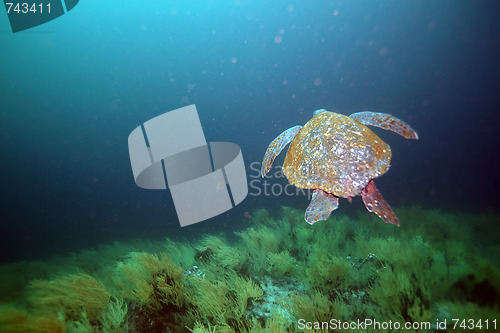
[0,206,499,332]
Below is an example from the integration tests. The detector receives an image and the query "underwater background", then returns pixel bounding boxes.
[0,1,499,332]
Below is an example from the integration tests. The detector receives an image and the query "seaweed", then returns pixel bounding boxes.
[266,251,297,278]
[28,273,110,323]
[0,305,65,333]
[112,252,184,310]
[184,269,263,329]
[99,298,128,333]
[196,235,247,271]
[0,206,499,332]
[305,249,350,290]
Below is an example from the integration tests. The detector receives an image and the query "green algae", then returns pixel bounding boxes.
[0,206,499,332]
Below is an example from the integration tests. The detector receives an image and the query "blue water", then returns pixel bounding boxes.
[1,0,499,261]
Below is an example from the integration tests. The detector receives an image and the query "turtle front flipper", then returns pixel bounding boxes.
[361,180,399,226]
[261,125,302,177]
[350,111,419,140]
[305,189,339,225]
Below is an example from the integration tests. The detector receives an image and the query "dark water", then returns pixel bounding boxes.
[0,0,499,262]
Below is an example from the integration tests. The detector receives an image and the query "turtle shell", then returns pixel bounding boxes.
[283,111,391,198]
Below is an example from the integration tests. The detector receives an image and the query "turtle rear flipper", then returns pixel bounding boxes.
[305,189,339,225]
[261,125,302,177]
[350,111,418,140]
[361,180,399,226]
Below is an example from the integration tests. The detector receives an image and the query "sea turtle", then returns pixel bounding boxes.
[261,109,418,226]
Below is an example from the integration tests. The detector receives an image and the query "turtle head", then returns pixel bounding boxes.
[313,109,327,117]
